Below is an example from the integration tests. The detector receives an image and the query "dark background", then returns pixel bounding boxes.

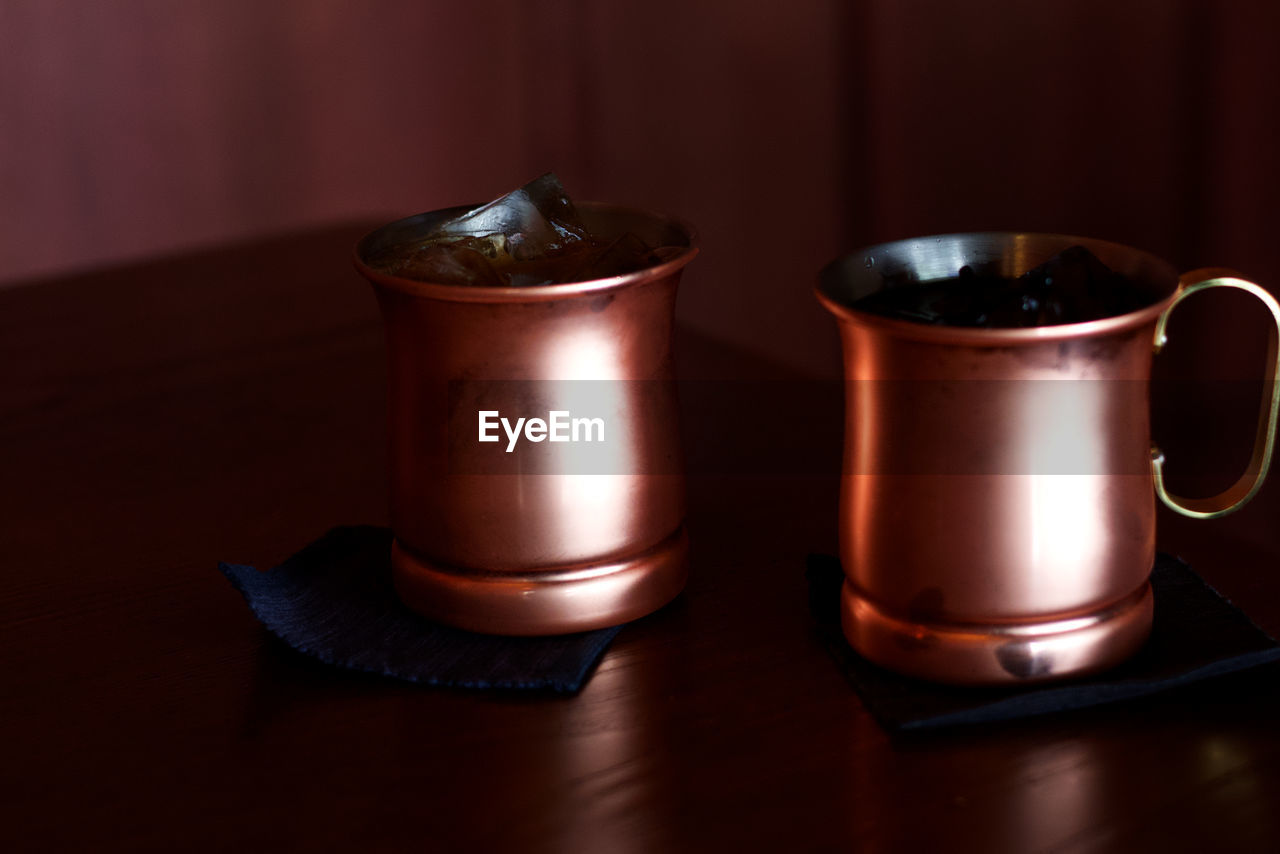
[4,0,1278,382]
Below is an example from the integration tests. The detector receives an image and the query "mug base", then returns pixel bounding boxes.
[391,527,689,636]
[840,580,1154,685]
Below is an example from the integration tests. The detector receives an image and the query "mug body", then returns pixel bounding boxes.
[357,203,697,635]
[817,233,1181,683]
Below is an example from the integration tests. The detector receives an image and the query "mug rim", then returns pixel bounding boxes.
[816,231,1181,344]
[354,201,699,303]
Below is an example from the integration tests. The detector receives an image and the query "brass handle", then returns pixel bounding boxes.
[1151,269,1280,519]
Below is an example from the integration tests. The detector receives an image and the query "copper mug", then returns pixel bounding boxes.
[355,204,697,635]
[817,233,1280,684]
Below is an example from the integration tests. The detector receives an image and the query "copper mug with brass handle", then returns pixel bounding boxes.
[816,233,1280,685]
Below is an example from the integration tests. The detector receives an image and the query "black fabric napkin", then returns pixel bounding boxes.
[219,526,622,693]
[807,553,1280,732]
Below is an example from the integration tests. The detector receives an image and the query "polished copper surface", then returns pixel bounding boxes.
[817,232,1277,684]
[355,203,697,635]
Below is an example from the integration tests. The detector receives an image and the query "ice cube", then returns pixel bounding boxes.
[383,242,502,287]
[529,232,658,282]
[432,172,588,258]
[584,233,658,279]
[1018,245,1139,321]
[855,246,1149,327]
[369,174,683,286]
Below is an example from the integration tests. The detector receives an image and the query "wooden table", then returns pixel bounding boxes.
[4,226,1279,852]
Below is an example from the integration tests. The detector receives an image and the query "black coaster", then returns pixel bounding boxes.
[219,526,622,694]
[807,553,1280,731]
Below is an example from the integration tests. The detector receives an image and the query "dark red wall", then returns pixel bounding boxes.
[3,1,1278,377]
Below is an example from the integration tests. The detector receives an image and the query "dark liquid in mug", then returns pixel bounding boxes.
[853,246,1153,328]
[366,173,680,287]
